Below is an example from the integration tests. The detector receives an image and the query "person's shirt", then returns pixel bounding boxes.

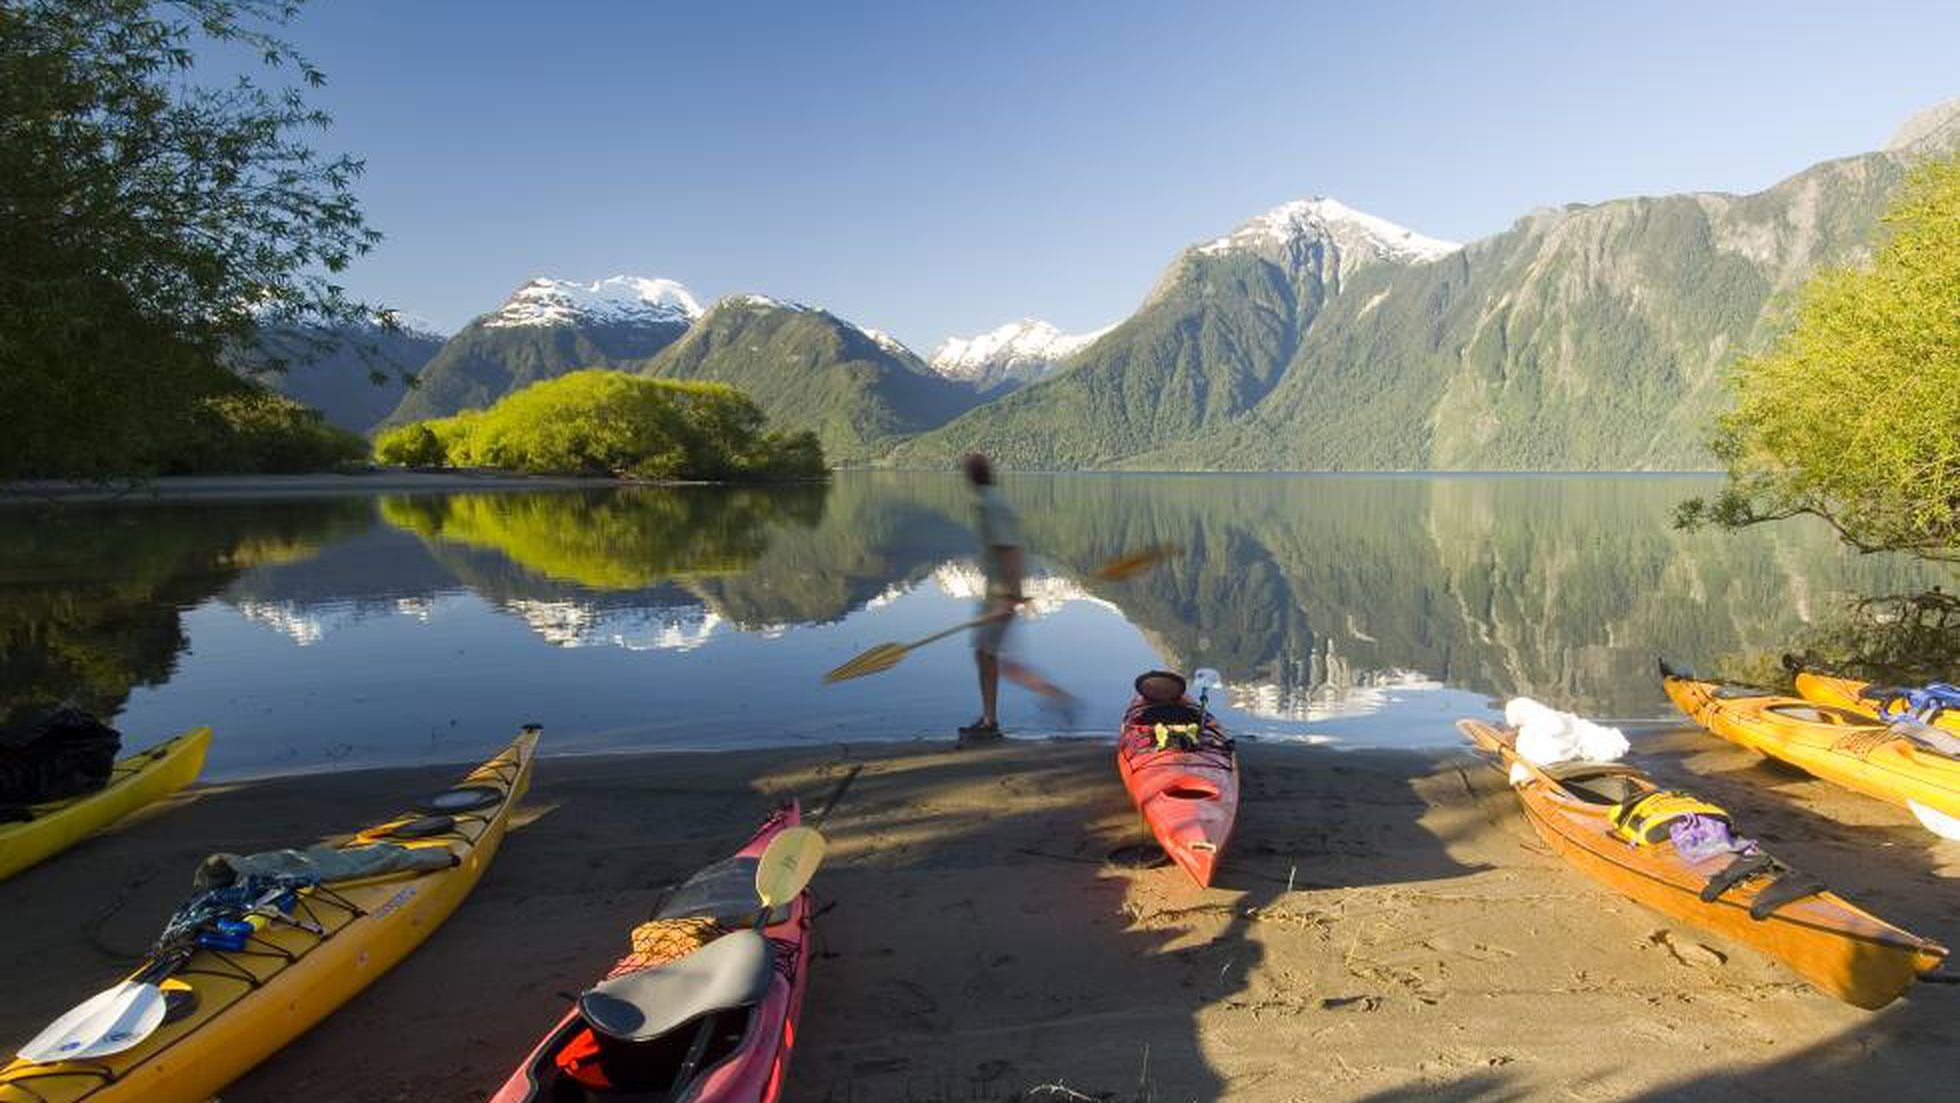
[973,485,1022,597]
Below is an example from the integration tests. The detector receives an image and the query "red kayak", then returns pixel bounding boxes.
[1117,671,1240,887]
[490,803,813,1103]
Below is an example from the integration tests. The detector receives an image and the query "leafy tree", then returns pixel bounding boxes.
[0,0,381,479]
[170,387,368,473]
[374,370,829,481]
[375,423,445,467]
[1679,154,1960,560]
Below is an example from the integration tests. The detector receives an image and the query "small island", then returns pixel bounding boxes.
[374,370,826,482]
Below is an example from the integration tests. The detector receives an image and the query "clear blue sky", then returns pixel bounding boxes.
[271,0,1958,349]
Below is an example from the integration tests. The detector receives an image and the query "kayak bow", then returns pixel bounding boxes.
[0,728,211,883]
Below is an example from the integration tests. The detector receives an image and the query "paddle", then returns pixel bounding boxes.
[15,880,300,1065]
[1091,543,1180,582]
[750,824,826,928]
[822,613,1004,683]
[16,956,179,1064]
[1191,667,1222,738]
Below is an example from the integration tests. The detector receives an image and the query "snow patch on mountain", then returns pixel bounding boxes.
[370,310,447,339]
[1198,197,1459,267]
[719,294,918,358]
[485,276,703,329]
[856,326,915,358]
[929,318,1113,388]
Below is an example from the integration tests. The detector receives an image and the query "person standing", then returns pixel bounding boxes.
[959,453,1074,742]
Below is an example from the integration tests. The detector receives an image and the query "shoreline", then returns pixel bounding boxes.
[0,467,1725,505]
[2,730,1952,1101]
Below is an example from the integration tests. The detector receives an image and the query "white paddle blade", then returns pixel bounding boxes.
[754,825,826,908]
[17,981,167,1064]
[1909,800,1960,841]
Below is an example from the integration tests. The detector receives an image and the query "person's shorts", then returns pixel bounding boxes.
[972,603,1012,656]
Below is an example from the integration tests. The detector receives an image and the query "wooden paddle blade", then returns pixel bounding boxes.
[1092,543,1180,582]
[754,826,826,908]
[17,981,167,1064]
[823,642,908,683]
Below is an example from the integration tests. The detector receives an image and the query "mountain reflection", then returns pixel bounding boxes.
[0,473,1943,741]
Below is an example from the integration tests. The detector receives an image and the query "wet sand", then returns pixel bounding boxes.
[1,730,1954,1101]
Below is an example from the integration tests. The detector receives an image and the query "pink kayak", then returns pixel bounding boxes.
[490,803,813,1103]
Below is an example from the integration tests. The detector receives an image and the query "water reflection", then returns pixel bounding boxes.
[0,474,1942,776]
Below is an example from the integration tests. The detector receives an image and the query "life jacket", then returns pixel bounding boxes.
[1608,790,1730,846]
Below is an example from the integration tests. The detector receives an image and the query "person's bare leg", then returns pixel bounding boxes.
[977,650,1001,726]
[1001,658,1069,702]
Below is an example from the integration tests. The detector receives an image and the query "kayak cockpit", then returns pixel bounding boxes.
[517,932,772,1102]
[581,930,772,1043]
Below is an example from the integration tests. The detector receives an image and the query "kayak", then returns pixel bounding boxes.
[1661,666,1960,838]
[490,802,813,1103]
[1793,669,1960,735]
[0,728,539,1103]
[0,728,212,883]
[1116,683,1239,887]
[1460,719,1946,1009]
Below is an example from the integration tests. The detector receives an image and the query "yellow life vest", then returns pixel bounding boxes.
[1152,722,1202,750]
[1608,790,1730,846]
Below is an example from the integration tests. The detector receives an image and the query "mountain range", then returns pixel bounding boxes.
[270,99,1960,469]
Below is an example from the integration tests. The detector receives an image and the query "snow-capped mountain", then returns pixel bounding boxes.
[929,318,1113,393]
[1197,196,1459,279]
[484,276,703,329]
[382,275,702,426]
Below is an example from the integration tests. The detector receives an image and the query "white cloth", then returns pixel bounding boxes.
[1504,697,1629,765]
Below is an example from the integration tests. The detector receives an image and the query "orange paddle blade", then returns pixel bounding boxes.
[1092,543,1181,581]
[823,642,909,683]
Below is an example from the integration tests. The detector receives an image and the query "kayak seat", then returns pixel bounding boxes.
[655,856,791,927]
[579,928,773,1044]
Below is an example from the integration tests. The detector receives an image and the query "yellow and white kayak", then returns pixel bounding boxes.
[1662,669,1960,839]
[0,728,539,1103]
[0,729,212,883]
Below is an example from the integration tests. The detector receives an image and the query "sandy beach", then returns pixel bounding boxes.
[2,729,1953,1102]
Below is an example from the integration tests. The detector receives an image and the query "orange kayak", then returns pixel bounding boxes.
[1459,720,1945,1009]
[1116,692,1238,887]
[1661,666,1960,838]
[1792,669,1960,736]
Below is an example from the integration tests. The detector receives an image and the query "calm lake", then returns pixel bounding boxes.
[0,473,1939,780]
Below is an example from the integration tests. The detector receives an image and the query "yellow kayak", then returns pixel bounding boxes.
[0,728,539,1103]
[1793,669,1960,736]
[1662,667,1960,838]
[1461,720,1946,1008]
[0,729,212,883]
